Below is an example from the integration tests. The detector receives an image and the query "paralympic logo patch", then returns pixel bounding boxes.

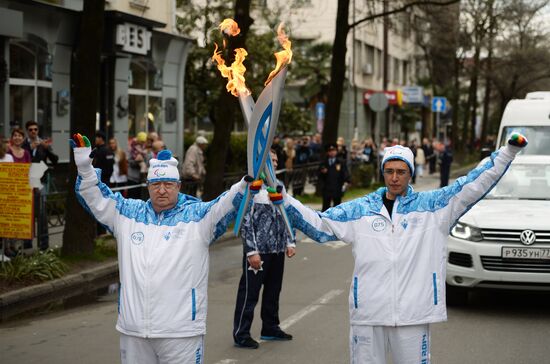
[153,168,166,177]
[372,218,386,232]
[131,232,144,245]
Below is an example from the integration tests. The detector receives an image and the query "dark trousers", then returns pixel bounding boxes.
[440,166,451,187]
[322,193,342,212]
[233,252,285,342]
[34,189,48,250]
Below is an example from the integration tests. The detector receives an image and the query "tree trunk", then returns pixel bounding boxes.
[62,0,106,256]
[322,0,350,146]
[481,11,495,144]
[469,43,481,148]
[451,56,461,150]
[203,0,253,201]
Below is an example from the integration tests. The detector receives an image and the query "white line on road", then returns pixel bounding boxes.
[213,289,345,364]
[277,289,344,333]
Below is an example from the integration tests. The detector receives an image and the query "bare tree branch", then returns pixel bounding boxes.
[350,0,460,29]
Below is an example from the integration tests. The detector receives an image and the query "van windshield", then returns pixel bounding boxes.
[499,126,550,155]
[487,163,550,200]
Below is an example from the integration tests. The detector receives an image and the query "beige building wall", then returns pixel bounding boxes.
[106,0,178,34]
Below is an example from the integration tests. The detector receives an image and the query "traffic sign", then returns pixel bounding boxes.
[315,102,325,120]
[369,92,389,112]
[432,96,447,113]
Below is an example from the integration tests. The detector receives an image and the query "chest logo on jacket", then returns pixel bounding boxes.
[131,232,145,245]
[163,231,171,241]
[401,219,408,230]
[372,218,387,232]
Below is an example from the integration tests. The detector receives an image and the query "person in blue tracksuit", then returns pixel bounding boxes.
[282,134,528,364]
[233,150,296,349]
[71,133,252,364]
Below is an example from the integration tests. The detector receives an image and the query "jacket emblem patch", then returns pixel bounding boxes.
[131,232,144,245]
[163,231,171,241]
[372,218,387,232]
[401,219,408,230]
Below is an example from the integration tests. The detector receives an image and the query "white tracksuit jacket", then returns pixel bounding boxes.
[285,144,521,327]
[74,147,245,338]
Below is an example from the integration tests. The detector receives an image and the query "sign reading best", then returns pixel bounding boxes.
[0,163,33,239]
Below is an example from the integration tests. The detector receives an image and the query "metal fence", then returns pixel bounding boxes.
[36,162,324,241]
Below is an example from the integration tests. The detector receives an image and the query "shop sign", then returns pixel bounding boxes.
[363,90,402,106]
[116,23,152,55]
[402,86,424,104]
[0,163,33,239]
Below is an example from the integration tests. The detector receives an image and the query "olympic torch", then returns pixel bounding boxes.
[212,20,295,239]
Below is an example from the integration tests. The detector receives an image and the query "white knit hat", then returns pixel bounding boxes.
[147,150,180,183]
[381,145,415,175]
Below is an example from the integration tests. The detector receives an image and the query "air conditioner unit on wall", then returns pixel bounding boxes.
[362,63,373,75]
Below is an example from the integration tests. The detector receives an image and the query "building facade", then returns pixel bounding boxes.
[0,0,193,162]
[260,0,429,144]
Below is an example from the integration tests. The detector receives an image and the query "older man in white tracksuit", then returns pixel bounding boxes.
[71,134,248,364]
[283,133,528,363]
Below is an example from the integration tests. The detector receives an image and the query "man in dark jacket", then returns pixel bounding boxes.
[233,150,296,349]
[23,120,59,251]
[93,130,115,185]
[319,144,350,211]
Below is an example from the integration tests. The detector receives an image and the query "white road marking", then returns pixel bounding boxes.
[277,289,344,333]
[213,289,345,364]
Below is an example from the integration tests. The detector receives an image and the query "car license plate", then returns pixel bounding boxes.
[501,247,550,260]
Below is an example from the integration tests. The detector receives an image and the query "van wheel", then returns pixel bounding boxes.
[446,284,468,306]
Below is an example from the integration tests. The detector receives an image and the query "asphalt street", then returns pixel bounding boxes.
[1,172,550,363]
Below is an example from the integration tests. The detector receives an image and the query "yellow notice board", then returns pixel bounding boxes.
[0,163,33,239]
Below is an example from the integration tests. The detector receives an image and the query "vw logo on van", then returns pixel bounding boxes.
[520,230,536,246]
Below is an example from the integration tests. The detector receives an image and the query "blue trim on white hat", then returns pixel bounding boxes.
[147,177,181,183]
[381,155,415,175]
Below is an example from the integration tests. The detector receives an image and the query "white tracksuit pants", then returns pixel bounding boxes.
[350,324,430,364]
[120,333,204,364]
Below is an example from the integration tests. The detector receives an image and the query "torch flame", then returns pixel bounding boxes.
[211,43,250,97]
[264,23,293,86]
[219,18,241,37]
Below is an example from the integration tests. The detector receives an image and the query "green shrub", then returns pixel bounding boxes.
[0,250,68,283]
[351,163,375,188]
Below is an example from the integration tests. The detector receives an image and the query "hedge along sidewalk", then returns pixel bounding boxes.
[0,230,236,322]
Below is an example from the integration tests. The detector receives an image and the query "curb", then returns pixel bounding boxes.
[0,231,239,322]
[0,261,119,322]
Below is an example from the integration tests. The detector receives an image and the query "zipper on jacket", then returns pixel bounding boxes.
[145,211,164,337]
[391,199,398,326]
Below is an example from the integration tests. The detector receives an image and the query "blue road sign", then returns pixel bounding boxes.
[432,96,447,113]
[315,102,325,120]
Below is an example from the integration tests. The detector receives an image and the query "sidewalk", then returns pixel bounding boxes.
[0,162,474,321]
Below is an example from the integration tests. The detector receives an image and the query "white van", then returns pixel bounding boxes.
[496,94,550,155]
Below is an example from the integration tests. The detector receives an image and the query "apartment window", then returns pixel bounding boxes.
[366,45,375,76]
[128,60,163,138]
[8,41,52,137]
[403,61,409,84]
[376,48,382,79]
[393,58,400,84]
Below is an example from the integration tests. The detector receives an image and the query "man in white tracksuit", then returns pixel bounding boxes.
[283,133,528,363]
[72,135,248,364]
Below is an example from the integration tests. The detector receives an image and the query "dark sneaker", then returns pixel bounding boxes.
[260,330,293,341]
[234,337,259,349]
